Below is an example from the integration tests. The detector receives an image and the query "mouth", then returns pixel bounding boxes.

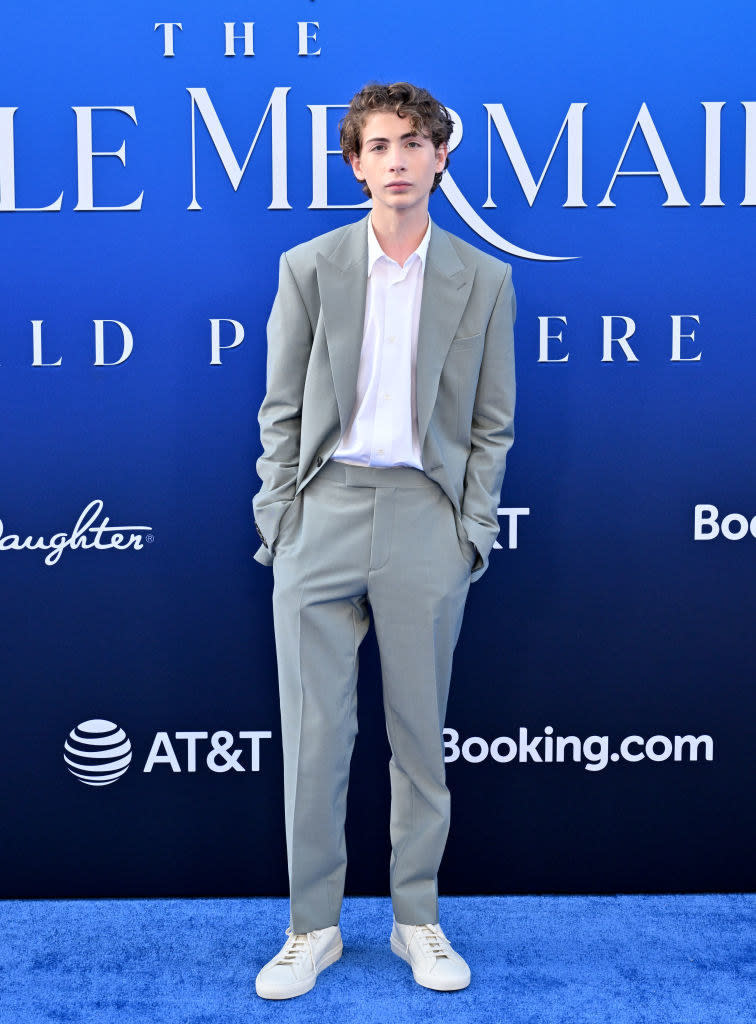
[386,182,411,189]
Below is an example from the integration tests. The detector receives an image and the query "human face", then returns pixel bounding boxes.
[350,110,448,215]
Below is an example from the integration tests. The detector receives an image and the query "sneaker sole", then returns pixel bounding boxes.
[390,935,471,992]
[256,940,343,1000]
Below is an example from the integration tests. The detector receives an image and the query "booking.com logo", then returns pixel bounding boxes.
[694,504,756,540]
[444,727,714,772]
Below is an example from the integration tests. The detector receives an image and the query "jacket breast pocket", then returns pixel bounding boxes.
[450,331,483,348]
[446,334,485,438]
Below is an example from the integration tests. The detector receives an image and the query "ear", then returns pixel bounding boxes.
[349,151,364,182]
[435,141,448,172]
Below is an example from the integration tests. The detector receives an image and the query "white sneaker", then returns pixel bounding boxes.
[390,919,471,991]
[255,924,343,1000]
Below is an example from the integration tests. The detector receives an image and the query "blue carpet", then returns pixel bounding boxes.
[0,894,753,1024]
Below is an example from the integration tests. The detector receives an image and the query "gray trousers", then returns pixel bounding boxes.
[271,459,474,932]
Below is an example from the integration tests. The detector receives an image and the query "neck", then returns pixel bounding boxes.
[370,206,429,266]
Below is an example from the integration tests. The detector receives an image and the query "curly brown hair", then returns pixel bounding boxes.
[339,81,454,198]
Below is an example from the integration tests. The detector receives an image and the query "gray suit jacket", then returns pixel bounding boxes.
[252,212,516,583]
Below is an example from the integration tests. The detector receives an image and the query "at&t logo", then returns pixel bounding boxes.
[64,719,133,786]
[64,722,272,784]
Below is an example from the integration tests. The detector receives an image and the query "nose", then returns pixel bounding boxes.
[387,145,407,172]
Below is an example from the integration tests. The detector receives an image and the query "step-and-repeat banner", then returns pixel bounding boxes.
[1,1,754,898]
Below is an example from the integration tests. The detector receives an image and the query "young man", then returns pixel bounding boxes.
[252,81,516,999]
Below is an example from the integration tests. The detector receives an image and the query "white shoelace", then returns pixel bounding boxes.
[415,924,452,959]
[276,926,313,967]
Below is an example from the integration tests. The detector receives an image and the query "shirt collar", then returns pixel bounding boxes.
[367,211,432,277]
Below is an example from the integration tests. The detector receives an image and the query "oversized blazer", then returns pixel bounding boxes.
[252,211,516,584]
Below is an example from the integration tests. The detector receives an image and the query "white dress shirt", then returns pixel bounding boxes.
[331,211,431,470]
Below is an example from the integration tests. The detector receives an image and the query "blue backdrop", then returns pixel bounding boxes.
[1,0,753,898]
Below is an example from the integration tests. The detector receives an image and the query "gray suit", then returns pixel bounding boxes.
[253,212,516,931]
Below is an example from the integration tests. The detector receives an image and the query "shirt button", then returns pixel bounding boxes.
[376,448,384,455]
[387,335,395,343]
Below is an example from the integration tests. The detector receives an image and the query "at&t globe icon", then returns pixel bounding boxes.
[64,719,132,786]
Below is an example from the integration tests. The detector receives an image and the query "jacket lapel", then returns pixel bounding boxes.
[415,225,476,447]
[316,212,475,444]
[316,216,369,433]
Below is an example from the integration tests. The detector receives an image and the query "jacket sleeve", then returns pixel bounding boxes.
[252,251,313,565]
[460,263,517,581]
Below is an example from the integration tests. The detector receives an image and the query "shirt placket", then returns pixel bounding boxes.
[372,259,406,465]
